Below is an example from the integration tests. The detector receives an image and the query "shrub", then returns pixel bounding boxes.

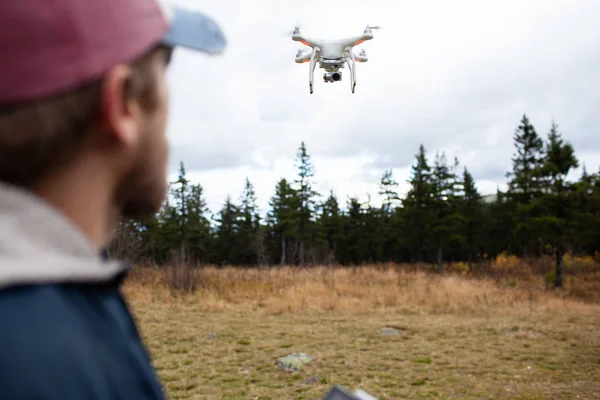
[166,263,200,294]
[491,251,523,274]
[449,261,470,275]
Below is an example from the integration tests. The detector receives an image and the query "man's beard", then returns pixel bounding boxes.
[116,141,168,221]
[120,178,167,220]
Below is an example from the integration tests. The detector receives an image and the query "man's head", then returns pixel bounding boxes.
[0,0,225,239]
[0,44,173,219]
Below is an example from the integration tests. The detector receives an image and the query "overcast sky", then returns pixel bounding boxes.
[164,0,600,217]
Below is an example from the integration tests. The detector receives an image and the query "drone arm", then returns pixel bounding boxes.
[340,33,373,48]
[295,49,312,63]
[354,51,368,63]
[292,34,320,48]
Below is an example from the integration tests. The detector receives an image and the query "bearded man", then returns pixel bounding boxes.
[0,0,226,398]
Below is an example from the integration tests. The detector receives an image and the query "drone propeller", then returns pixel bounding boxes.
[281,25,303,37]
[365,25,382,30]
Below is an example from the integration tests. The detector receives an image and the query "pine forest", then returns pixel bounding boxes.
[107,114,600,288]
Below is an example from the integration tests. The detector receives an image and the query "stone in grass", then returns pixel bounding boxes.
[276,353,313,372]
[379,327,399,336]
[304,375,321,384]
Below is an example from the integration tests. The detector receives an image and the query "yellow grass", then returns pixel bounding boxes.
[122,265,600,399]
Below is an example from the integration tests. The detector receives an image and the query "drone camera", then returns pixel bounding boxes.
[323,71,342,82]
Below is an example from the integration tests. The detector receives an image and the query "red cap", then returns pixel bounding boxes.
[0,0,226,106]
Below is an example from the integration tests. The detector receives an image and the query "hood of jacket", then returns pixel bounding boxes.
[0,181,129,290]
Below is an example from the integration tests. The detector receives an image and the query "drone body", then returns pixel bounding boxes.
[292,25,378,93]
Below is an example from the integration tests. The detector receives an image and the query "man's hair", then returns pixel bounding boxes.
[0,44,171,188]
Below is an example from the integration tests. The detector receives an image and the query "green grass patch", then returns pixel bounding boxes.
[413,357,433,364]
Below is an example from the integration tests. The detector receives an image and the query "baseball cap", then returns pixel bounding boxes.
[0,0,226,106]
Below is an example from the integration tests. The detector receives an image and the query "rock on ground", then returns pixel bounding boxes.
[276,353,313,372]
[379,327,399,335]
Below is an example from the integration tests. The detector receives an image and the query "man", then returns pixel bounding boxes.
[0,0,226,398]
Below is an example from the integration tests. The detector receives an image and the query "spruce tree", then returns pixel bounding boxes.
[267,178,299,266]
[430,152,461,271]
[184,182,212,264]
[161,162,211,264]
[212,195,240,265]
[344,196,365,264]
[317,190,343,265]
[238,177,261,265]
[171,162,191,262]
[363,194,384,263]
[533,121,578,287]
[507,114,545,201]
[483,187,514,257]
[402,144,435,262]
[573,165,600,254]
[461,167,482,270]
[155,191,181,263]
[507,114,545,257]
[379,169,400,214]
[293,142,319,266]
[378,169,400,261]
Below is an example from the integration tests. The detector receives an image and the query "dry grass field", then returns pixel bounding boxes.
[122,261,600,400]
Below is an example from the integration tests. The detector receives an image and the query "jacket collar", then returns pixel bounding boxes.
[0,181,129,290]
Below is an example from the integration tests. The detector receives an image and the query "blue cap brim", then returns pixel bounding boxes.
[161,6,226,55]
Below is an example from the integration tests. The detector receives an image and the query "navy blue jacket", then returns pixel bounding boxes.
[0,270,166,400]
[0,181,167,399]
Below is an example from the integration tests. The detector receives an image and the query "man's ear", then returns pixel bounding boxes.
[100,65,142,148]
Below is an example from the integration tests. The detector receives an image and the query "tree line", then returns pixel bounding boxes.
[107,114,600,287]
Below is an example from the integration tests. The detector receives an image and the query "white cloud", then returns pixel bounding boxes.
[164,0,600,215]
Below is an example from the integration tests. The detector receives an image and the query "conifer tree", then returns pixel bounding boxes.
[572,165,600,254]
[483,187,514,257]
[461,167,482,269]
[533,121,578,287]
[171,162,191,262]
[379,169,400,214]
[378,169,400,261]
[236,178,261,265]
[184,182,212,264]
[162,162,211,264]
[318,190,343,265]
[154,192,180,263]
[294,142,319,266]
[507,114,545,201]
[507,114,545,257]
[402,144,435,262]
[267,178,299,265]
[363,194,384,263]
[344,196,365,264]
[212,195,240,265]
[430,152,462,271]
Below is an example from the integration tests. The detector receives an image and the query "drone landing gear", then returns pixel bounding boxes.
[308,47,319,94]
[345,51,357,94]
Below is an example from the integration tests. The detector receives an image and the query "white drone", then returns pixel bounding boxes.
[292,24,380,94]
